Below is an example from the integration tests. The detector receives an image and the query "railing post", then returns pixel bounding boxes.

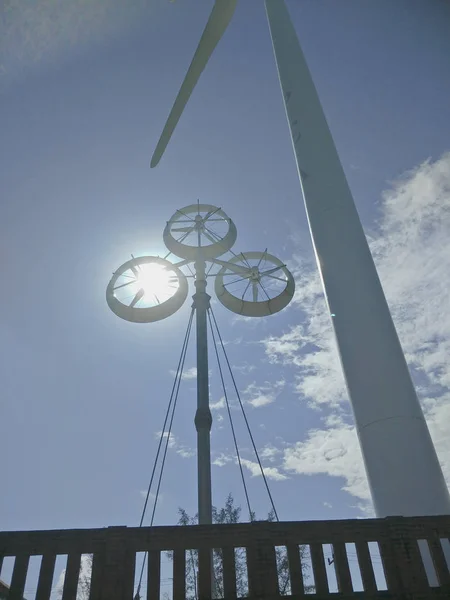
[381,517,429,594]
[98,526,136,600]
[246,526,278,598]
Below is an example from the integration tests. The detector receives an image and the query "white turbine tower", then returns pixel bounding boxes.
[150,0,450,518]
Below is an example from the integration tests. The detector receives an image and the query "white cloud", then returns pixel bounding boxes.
[244,379,285,408]
[213,453,233,467]
[177,447,196,459]
[232,363,257,375]
[220,337,243,346]
[240,458,288,481]
[210,397,225,410]
[140,490,164,503]
[212,451,287,481]
[263,153,450,505]
[156,431,176,449]
[169,366,198,380]
[260,445,281,463]
[283,419,370,502]
[155,431,195,458]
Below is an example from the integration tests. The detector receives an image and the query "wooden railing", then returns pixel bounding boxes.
[1,515,450,599]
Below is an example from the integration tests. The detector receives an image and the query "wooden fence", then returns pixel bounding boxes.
[1,515,450,599]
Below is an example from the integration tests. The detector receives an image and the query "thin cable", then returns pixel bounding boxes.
[136,311,193,596]
[207,309,253,521]
[138,307,195,528]
[136,338,187,595]
[149,331,188,528]
[205,260,216,278]
[135,309,194,599]
[209,307,279,521]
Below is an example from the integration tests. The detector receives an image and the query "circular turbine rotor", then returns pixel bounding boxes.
[106,255,188,323]
[215,251,295,317]
[163,203,237,260]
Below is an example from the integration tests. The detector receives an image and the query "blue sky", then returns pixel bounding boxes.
[1,0,450,548]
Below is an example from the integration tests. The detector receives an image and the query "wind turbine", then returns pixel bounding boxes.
[150,0,450,518]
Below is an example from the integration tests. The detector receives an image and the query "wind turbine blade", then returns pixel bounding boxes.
[150,0,238,168]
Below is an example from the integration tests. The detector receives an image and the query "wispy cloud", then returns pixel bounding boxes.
[232,363,257,375]
[0,0,152,89]
[155,431,195,459]
[140,490,164,504]
[213,453,234,467]
[260,445,282,463]
[169,366,198,381]
[240,458,288,481]
[283,417,369,501]
[212,450,287,481]
[262,153,450,506]
[243,379,285,408]
[155,431,176,449]
[210,397,225,410]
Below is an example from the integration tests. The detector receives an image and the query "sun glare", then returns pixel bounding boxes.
[133,263,178,303]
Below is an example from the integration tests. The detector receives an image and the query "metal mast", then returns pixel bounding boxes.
[106,203,295,526]
[193,251,213,525]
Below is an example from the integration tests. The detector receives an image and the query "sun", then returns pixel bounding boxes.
[133,263,179,303]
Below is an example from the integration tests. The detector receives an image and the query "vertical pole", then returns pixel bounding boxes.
[264,0,450,517]
[193,256,213,526]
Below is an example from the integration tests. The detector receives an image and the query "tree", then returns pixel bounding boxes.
[58,495,313,599]
[168,493,314,598]
[57,554,92,600]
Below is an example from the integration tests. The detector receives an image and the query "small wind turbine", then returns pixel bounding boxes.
[150,0,450,519]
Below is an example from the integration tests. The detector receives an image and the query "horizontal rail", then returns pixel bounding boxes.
[0,516,449,599]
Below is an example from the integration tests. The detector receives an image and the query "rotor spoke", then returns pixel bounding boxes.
[203,207,221,222]
[257,249,268,268]
[176,209,195,222]
[258,281,271,301]
[220,263,252,276]
[242,280,251,300]
[240,252,252,269]
[114,280,136,291]
[177,230,192,244]
[203,225,222,242]
[264,274,287,283]
[130,288,145,308]
[224,275,249,287]
[203,230,217,244]
[260,264,285,277]
[252,282,258,302]
[130,255,141,277]
[172,226,194,233]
